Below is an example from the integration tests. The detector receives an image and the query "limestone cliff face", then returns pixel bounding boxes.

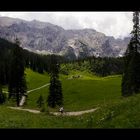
[0,16,130,59]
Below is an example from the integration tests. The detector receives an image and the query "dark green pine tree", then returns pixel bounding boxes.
[122,11,140,96]
[47,55,63,108]
[36,94,44,108]
[8,38,27,106]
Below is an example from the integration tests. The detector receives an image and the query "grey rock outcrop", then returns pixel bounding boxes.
[0,16,130,59]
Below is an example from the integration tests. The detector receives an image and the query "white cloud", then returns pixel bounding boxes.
[0,12,133,39]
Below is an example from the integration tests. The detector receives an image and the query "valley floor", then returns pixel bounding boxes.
[1,69,140,128]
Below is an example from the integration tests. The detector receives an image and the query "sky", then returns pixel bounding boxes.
[0,12,133,39]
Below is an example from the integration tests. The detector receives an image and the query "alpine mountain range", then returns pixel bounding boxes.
[0,16,130,59]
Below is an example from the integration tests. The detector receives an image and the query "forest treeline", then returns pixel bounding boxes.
[0,38,64,86]
[61,56,124,77]
[0,37,124,87]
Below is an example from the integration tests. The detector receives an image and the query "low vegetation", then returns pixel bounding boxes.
[0,90,140,128]
[23,69,121,111]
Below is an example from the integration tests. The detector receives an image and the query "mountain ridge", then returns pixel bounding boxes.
[0,16,130,59]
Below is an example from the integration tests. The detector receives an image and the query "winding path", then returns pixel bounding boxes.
[3,83,50,106]
[8,107,99,116]
[19,83,50,106]
[3,83,50,94]
[5,83,50,107]
[27,83,50,93]
[50,108,99,116]
[9,107,40,114]
[7,83,99,116]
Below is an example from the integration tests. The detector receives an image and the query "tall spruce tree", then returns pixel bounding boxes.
[47,55,63,108]
[8,38,27,106]
[122,11,140,96]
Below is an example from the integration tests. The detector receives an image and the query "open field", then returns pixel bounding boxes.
[2,68,140,128]
[24,69,121,111]
[1,93,140,128]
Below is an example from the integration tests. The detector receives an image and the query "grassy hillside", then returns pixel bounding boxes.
[26,68,50,90]
[1,93,140,128]
[1,68,140,128]
[83,93,140,128]
[24,69,121,111]
[0,105,86,128]
[62,75,121,111]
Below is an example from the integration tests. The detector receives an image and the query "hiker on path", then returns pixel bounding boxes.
[59,107,64,114]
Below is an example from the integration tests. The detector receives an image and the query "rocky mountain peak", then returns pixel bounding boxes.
[0,16,130,59]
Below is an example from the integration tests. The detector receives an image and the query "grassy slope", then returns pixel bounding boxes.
[83,93,140,128]
[0,105,85,128]
[26,68,50,90]
[1,69,140,128]
[25,69,121,111]
[62,75,121,111]
[1,94,140,128]
[25,69,49,109]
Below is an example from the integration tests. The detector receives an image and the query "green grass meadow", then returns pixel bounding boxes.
[1,68,140,128]
[24,69,122,111]
[1,93,140,128]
